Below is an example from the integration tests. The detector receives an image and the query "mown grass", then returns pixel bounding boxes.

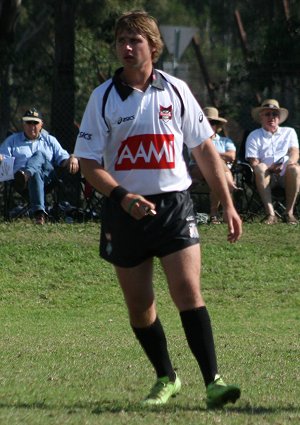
[0,220,299,424]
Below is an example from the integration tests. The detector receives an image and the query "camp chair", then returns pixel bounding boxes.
[189,157,242,217]
[231,161,264,220]
[80,177,104,221]
[2,175,61,221]
[189,179,211,214]
[231,160,300,221]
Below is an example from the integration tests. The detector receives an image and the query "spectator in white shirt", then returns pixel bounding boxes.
[245,99,300,224]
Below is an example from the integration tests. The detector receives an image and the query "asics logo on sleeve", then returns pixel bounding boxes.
[79,131,92,140]
[115,134,175,170]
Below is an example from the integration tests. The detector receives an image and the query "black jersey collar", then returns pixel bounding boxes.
[112,68,165,101]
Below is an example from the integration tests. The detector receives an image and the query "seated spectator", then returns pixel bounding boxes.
[245,99,300,225]
[189,107,237,224]
[0,107,79,224]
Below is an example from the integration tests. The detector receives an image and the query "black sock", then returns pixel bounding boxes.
[180,306,218,386]
[132,317,176,381]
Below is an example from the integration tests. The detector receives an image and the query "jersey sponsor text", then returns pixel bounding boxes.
[115,134,175,170]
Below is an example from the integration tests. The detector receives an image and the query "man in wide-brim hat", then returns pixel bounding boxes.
[245,98,300,224]
[251,99,289,125]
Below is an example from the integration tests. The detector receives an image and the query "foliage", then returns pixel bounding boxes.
[1,0,300,145]
[232,0,300,131]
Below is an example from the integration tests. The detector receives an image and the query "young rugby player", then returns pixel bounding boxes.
[74,10,242,409]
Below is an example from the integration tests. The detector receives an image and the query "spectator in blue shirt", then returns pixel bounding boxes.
[189,107,237,223]
[0,108,79,224]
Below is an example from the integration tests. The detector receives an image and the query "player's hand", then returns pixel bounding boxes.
[122,194,156,220]
[223,207,242,243]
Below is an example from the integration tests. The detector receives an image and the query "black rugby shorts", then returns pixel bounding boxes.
[99,190,200,268]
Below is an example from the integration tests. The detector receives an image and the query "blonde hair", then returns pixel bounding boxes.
[115,10,164,63]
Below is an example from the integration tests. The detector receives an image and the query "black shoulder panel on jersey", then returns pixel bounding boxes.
[102,81,114,132]
[157,72,185,118]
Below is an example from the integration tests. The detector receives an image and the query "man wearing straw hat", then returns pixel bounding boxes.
[245,99,300,224]
[189,107,237,224]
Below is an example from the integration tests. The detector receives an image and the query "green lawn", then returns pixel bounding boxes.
[0,221,299,424]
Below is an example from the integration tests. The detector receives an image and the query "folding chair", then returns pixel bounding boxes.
[2,177,61,221]
[189,180,211,214]
[2,180,29,220]
[231,161,264,220]
[231,161,300,221]
[231,133,274,220]
[80,177,104,221]
[189,159,241,218]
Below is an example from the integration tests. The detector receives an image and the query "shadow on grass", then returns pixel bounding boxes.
[0,400,298,416]
[91,402,300,416]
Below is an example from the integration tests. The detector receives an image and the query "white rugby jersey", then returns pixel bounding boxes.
[74,68,213,195]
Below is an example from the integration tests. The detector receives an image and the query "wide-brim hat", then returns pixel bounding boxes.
[203,107,227,123]
[251,99,288,124]
[22,107,43,123]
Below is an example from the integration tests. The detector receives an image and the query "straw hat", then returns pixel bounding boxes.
[203,107,227,123]
[251,99,288,124]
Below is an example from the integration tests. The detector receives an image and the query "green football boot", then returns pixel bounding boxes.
[142,374,181,406]
[206,374,241,409]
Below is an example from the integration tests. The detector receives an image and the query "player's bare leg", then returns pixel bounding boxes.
[115,259,179,404]
[161,244,240,408]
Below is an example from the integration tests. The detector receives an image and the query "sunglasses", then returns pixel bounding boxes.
[25,120,40,125]
[263,112,280,118]
[209,120,220,126]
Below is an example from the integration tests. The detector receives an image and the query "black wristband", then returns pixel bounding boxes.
[109,185,129,204]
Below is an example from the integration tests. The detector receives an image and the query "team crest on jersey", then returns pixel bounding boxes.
[159,105,172,123]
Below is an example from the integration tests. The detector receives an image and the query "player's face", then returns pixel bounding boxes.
[115,30,155,69]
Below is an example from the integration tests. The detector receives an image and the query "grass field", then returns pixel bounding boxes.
[0,220,299,424]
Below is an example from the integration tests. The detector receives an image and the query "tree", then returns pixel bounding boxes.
[51,0,76,153]
[1,0,300,145]
[0,0,22,140]
[0,0,21,42]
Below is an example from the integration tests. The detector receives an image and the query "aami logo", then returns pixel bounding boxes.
[115,134,175,170]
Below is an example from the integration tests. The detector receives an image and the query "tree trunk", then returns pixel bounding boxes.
[0,56,11,141]
[52,0,80,208]
[52,0,76,152]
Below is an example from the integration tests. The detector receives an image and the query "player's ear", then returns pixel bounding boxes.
[151,47,157,60]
